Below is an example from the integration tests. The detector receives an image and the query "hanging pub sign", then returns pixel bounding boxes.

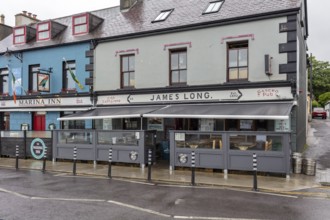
[37,73,50,92]
[30,138,47,159]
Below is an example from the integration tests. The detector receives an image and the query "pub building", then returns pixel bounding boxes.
[2,0,309,177]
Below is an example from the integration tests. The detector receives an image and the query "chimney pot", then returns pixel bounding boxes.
[28,12,32,17]
[33,14,37,19]
[23,11,27,15]
[0,14,4,24]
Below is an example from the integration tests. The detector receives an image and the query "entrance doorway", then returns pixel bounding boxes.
[33,112,46,131]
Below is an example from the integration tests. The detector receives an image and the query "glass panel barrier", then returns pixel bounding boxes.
[1,131,24,138]
[230,134,283,151]
[97,131,139,146]
[175,133,223,150]
[58,131,93,144]
[27,131,52,138]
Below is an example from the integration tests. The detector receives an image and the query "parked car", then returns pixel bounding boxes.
[312,107,327,119]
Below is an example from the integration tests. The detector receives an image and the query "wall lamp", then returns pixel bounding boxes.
[3,48,23,62]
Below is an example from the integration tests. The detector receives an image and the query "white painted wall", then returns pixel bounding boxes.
[95,17,287,91]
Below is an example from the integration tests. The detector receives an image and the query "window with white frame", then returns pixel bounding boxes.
[0,68,9,95]
[153,9,173,22]
[37,22,51,41]
[13,27,25,44]
[72,14,89,35]
[121,54,135,88]
[29,65,40,92]
[170,49,187,85]
[63,61,76,90]
[204,1,224,14]
[227,41,248,81]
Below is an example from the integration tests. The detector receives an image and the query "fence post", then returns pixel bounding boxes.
[108,148,112,178]
[42,147,47,173]
[147,148,152,182]
[73,146,77,176]
[252,153,258,191]
[15,145,19,170]
[191,151,196,186]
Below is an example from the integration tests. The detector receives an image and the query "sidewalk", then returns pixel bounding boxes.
[0,158,321,192]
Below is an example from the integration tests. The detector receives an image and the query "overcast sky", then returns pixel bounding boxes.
[0,0,327,62]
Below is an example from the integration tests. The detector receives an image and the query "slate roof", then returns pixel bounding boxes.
[0,0,302,53]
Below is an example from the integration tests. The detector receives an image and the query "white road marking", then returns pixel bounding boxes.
[0,187,30,199]
[107,200,172,218]
[174,216,260,220]
[31,197,106,202]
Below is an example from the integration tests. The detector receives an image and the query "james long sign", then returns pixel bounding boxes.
[98,87,293,106]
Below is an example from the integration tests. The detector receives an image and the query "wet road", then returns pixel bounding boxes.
[305,118,330,183]
[1,169,330,220]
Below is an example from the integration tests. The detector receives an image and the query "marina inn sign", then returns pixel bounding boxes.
[0,97,92,108]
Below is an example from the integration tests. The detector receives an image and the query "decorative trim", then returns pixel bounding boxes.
[221,34,254,44]
[115,48,139,57]
[163,42,192,50]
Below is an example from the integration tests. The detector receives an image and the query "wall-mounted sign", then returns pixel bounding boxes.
[97,87,293,106]
[37,73,50,92]
[30,138,47,160]
[0,96,92,108]
[147,118,163,131]
[275,119,290,132]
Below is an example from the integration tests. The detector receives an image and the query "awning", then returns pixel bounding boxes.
[57,105,166,121]
[143,102,295,120]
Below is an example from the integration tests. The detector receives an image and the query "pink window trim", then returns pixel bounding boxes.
[163,42,192,51]
[72,13,89,36]
[37,21,51,41]
[13,26,26,45]
[115,48,139,57]
[221,34,255,44]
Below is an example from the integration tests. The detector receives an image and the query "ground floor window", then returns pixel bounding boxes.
[61,111,85,129]
[0,112,10,130]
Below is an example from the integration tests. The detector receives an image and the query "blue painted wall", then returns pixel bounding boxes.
[22,43,90,94]
[10,112,31,130]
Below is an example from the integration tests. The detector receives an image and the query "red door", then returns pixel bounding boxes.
[33,113,45,131]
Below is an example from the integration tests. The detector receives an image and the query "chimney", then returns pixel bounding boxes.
[0,14,12,40]
[15,11,40,26]
[120,0,140,11]
[0,14,4,24]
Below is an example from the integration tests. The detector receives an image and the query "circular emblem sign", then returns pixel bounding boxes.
[129,151,138,161]
[30,138,46,160]
[178,154,188,164]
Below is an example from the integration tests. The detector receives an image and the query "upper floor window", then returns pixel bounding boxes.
[37,22,50,41]
[170,49,187,85]
[153,9,173,22]
[121,54,135,88]
[29,65,40,93]
[73,14,88,35]
[63,60,76,91]
[227,41,248,82]
[13,27,25,44]
[204,1,224,14]
[0,68,9,95]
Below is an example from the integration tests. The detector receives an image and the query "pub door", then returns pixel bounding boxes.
[33,112,46,131]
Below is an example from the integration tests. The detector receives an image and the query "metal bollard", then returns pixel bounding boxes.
[42,147,47,173]
[108,148,112,178]
[191,151,196,186]
[15,145,19,170]
[147,148,152,182]
[73,146,77,176]
[252,153,258,191]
